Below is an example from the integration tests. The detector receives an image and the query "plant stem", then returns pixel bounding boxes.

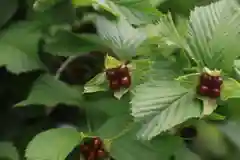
[55,55,79,79]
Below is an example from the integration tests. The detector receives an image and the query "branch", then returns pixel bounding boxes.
[55,55,79,79]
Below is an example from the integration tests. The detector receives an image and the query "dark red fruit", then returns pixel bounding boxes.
[120,76,131,88]
[87,151,96,160]
[93,137,102,149]
[212,76,223,88]
[200,73,211,85]
[118,65,129,76]
[106,69,118,80]
[96,149,107,158]
[209,88,220,98]
[80,144,90,152]
[109,80,120,90]
[198,85,209,96]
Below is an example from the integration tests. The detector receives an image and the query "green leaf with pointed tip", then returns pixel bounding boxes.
[84,72,108,93]
[114,88,129,99]
[0,142,19,160]
[0,22,45,73]
[96,16,146,60]
[26,128,82,160]
[16,74,82,107]
[201,97,217,116]
[45,31,104,57]
[131,80,202,140]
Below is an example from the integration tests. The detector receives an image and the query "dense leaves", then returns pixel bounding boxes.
[1,0,240,160]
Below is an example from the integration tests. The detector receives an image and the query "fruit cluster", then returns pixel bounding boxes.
[80,137,108,160]
[197,72,223,98]
[106,65,131,90]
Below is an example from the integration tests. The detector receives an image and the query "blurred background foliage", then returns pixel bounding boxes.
[0,0,239,160]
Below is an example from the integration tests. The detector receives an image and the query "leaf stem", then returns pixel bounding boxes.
[55,55,79,79]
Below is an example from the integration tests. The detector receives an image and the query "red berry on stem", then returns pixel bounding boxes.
[210,88,221,98]
[106,69,117,80]
[198,85,209,96]
[93,137,102,149]
[109,80,120,90]
[80,144,90,152]
[213,76,223,87]
[96,149,107,158]
[118,65,129,76]
[121,76,131,88]
[87,151,96,160]
[200,73,213,86]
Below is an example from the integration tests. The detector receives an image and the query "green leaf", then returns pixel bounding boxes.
[26,128,81,160]
[96,114,132,139]
[71,0,92,6]
[131,59,152,87]
[0,142,19,160]
[104,54,122,69]
[84,72,108,93]
[96,16,146,60]
[111,0,162,25]
[45,31,104,57]
[0,22,45,73]
[110,124,167,160]
[84,91,130,116]
[219,121,240,150]
[197,121,227,156]
[155,13,188,50]
[131,80,202,140]
[175,147,201,160]
[146,135,183,159]
[221,78,240,100]
[0,0,18,28]
[16,74,82,107]
[188,0,240,69]
[150,0,167,6]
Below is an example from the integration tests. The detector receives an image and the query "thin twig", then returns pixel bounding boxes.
[55,55,79,79]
